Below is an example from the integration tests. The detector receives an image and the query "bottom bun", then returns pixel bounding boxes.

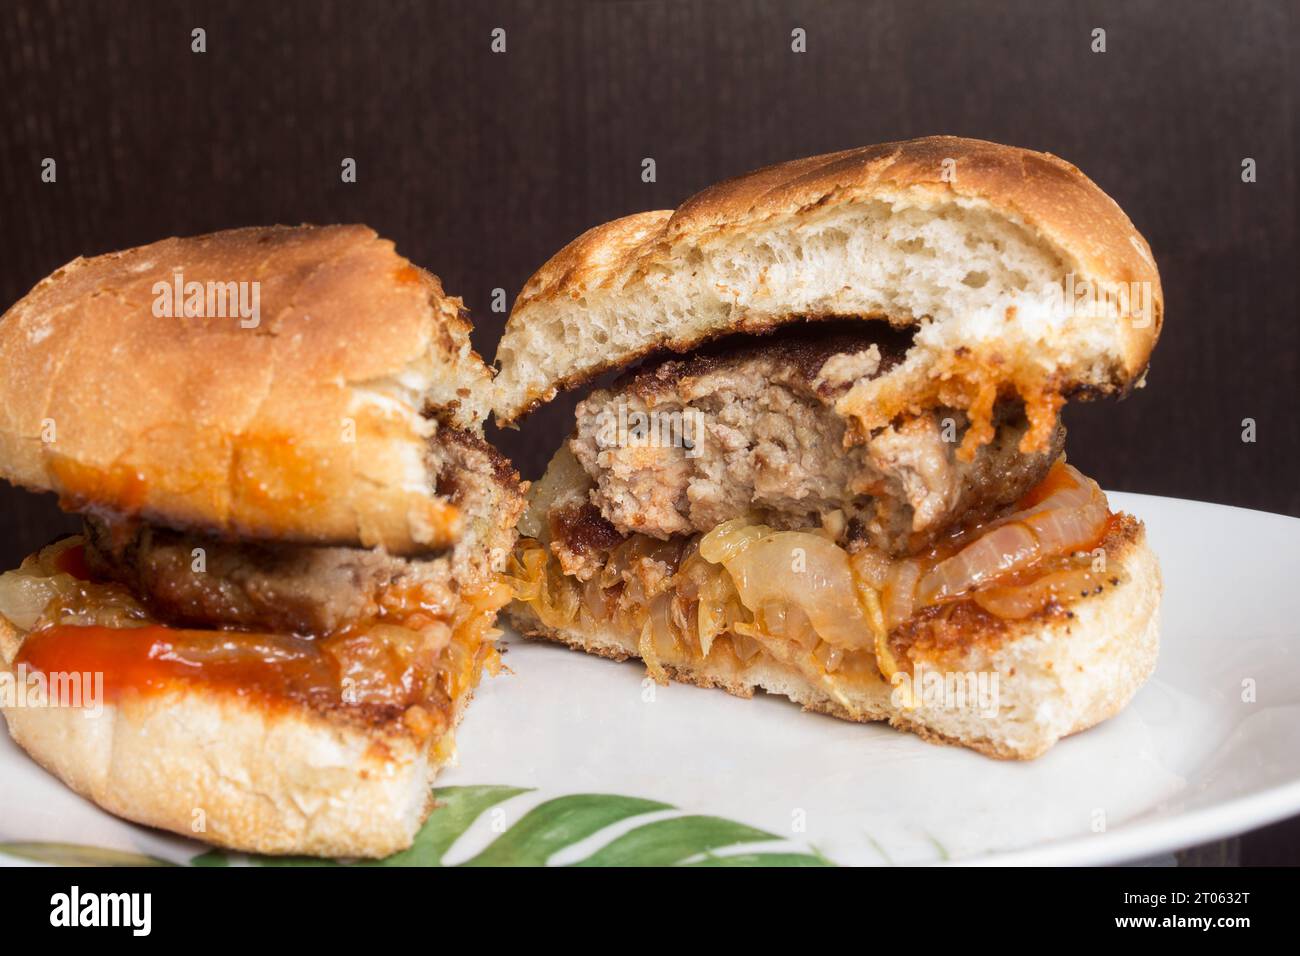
[1,633,442,859]
[0,613,467,858]
[0,525,519,859]
[509,518,1161,760]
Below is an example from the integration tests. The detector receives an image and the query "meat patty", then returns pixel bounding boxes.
[569,323,1064,556]
[84,422,526,635]
[84,517,410,634]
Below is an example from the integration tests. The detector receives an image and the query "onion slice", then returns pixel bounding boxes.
[916,463,1108,607]
[699,522,873,650]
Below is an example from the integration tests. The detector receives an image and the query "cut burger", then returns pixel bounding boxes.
[0,225,526,856]
[494,136,1163,759]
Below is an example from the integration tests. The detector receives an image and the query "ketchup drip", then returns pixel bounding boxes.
[15,625,340,705]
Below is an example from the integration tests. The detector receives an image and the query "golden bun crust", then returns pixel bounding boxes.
[0,225,494,554]
[495,136,1163,422]
[0,614,449,858]
[509,517,1161,760]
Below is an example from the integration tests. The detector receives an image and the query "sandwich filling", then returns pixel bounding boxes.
[512,458,1131,710]
[512,322,1127,709]
[1,424,525,743]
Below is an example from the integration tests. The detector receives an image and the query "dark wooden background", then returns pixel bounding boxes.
[0,0,1296,863]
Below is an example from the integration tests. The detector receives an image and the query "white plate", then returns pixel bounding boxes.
[1,493,1298,866]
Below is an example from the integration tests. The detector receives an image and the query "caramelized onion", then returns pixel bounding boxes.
[510,459,1117,693]
[813,640,845,674]
[918,523,1038,605]
[509,543,579,628]
[729,632,763,662]
[0,538,151,632]
[0,571,71,631]
[699,521,873,650]
[973,565,1109,619]
[916,463,1107,607]
[882,559,921,632]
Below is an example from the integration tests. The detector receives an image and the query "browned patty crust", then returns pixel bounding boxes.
[569,323,1064,556]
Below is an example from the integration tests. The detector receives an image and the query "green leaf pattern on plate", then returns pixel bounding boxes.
[1,785,835,867]
[0,842,173,866]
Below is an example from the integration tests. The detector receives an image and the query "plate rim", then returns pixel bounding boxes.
[952,778,1300,866]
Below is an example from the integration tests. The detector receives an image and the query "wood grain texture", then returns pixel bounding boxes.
[0,0,1295,863]
[2,0,1293,528]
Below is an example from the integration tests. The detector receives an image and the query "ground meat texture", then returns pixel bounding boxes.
[547,502,627,582]
[83,516,413,635]
[569,323,1064,556]
[862,405,1065,554]
[82,422,526,635]
[427,421,527,587]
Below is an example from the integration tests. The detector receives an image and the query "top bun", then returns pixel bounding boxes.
[494,136,1163,423]
[0,224,494,555]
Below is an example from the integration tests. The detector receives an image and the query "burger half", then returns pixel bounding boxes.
[0,225,525,856]
[495,136,1163,759]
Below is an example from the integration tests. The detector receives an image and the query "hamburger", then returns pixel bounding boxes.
[495,136,1163,759]
[0,225,526,856]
